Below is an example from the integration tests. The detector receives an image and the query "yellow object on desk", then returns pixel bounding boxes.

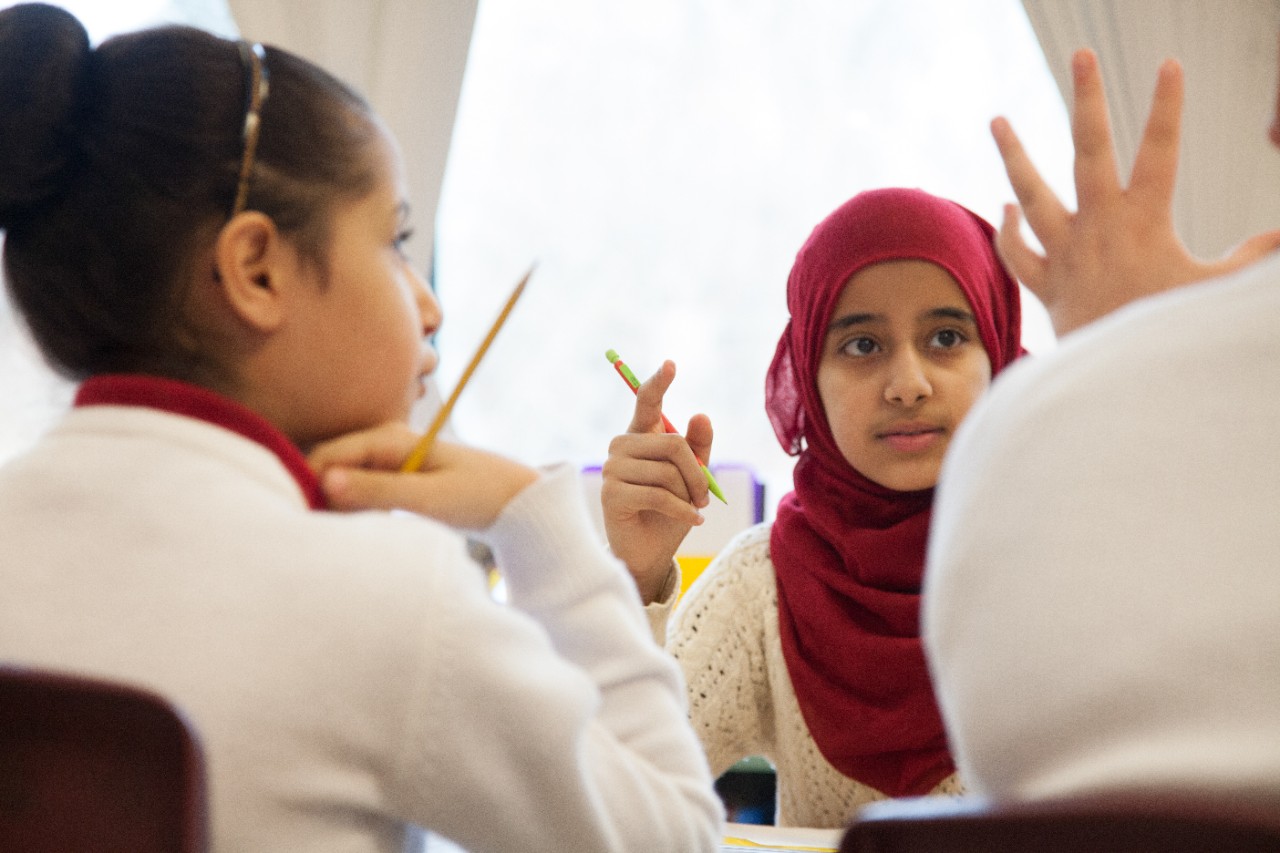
[721,821,840,852]
[675,554,714,596]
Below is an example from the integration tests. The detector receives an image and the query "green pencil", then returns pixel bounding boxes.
[605,349,727,504]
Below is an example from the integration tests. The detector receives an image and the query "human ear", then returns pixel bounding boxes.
[211,211,287,332]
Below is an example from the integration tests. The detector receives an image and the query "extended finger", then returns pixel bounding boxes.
[1206,227,1280,279]
[685,413,714,472]
[681,413,714,508]
[994,203,1049,293]
[991,117,1069,251]
[1128,58,1183,214]
[1070,49,1122,208]
[629,360,677,434]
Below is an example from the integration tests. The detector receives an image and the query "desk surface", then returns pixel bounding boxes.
[423,822,842,852]
[722,821,842,851]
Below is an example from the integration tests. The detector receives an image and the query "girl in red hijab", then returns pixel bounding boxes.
[601,187,1023,827]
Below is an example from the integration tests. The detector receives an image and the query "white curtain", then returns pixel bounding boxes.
[226,0,479,268]
[1020,0,1280,259]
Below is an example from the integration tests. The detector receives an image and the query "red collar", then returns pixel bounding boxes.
[75,374,327,510]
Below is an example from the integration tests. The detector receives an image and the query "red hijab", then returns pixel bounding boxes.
[765,188,1022,796]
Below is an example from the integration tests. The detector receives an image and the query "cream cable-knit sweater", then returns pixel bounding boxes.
[647,522,962,828]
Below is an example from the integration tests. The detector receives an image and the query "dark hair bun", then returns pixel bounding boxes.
[0,2,92,228]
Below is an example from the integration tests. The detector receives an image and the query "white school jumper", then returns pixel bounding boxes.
[0,375,722,853]
[924,254,1280,809]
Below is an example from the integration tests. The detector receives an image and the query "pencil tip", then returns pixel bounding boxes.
[703,467,728,504]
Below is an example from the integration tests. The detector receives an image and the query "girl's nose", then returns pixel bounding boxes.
[884,348,932,405]
[410,267,442,338]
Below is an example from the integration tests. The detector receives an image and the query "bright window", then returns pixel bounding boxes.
[1,0,1074,511]
[433,0,1073,513]
[14,0,235,42]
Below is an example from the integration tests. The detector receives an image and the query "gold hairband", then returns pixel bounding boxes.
[231,41,269,217]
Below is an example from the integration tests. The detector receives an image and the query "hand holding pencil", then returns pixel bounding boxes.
[308,265,540,529]
[606,349,725,504]
[599,354,720,603]
[310,422,539,529]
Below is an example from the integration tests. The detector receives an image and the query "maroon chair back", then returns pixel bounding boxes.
[840,794,1280,853]
[0,664,208,853]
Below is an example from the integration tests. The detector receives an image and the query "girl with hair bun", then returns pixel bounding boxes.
[0,5,722,851]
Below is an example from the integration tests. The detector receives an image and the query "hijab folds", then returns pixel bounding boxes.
[765,188,1022,797]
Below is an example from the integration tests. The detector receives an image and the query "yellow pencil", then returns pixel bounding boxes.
[400,265,534,472]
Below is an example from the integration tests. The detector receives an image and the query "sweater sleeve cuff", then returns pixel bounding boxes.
[481,463,626,612]
[643,560,680,645]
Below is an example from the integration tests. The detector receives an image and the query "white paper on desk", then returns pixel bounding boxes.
[721,821,841,852]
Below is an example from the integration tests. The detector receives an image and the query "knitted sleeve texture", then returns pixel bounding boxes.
[647,522,963,827]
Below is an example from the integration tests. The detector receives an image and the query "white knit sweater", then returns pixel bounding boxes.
[647,522,962,828]
[0,401,723,852]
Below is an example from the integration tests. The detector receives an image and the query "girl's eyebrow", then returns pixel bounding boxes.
[928,306,978,324]
[827,305,977,333]
[827,312,880,333]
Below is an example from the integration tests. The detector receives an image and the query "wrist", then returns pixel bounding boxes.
[637,559,678,605]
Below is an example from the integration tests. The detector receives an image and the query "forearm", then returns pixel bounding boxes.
[481,464,723,851]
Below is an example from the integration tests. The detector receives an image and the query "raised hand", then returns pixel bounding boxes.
[992,49,1280,337]
[599,360,713,604]
[309,422,538,531]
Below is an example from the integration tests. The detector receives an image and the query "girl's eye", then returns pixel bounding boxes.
[930,328,966,349]
[841,336,879,357]
[393,227,415,256]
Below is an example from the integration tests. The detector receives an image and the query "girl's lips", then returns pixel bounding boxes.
[879,426,945,454]
[414,351,438,399]
[419,349,439,378]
